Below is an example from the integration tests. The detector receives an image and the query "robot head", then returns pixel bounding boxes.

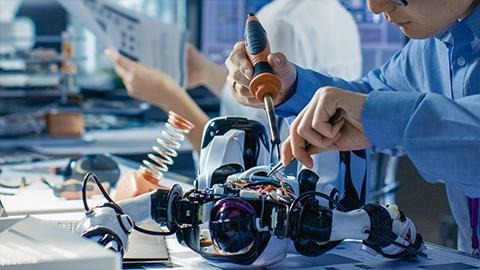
[156,166,300,268]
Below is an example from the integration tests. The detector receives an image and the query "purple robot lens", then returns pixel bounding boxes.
[210,198,257,254]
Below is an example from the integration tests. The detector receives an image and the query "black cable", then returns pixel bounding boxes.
[0,176,28,189]
[288,191,347,213]
[365,229,427,258]
[0,182,22,189]
[82,172,113,212]
[81,172,176,236]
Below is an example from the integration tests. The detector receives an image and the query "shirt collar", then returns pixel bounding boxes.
[461,2,480,40]
[435,28,453,45]
[435,3,480,45]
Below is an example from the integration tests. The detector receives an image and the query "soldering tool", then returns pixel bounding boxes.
[244,13,282,160]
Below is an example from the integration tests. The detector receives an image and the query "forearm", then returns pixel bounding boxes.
[155,90,209,154]
[203,61,227,97]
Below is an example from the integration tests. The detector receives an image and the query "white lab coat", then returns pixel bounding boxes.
[220,0,362,195]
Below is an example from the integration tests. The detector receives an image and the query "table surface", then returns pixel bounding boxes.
[129,237,480,270]
[1,158,479,269]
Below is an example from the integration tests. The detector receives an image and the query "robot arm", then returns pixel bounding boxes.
[75,173,175,255]
[289,196,425,258]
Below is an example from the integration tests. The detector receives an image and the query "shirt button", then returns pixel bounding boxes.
[457,57,466,66]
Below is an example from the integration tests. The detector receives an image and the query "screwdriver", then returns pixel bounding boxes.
[267,109,345,177]
[244,13,283,160]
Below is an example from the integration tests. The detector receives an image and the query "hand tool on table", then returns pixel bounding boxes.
[267,109,345,177]
[244,13,282,161]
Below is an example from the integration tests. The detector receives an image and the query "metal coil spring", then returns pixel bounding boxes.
[139,111,194,180]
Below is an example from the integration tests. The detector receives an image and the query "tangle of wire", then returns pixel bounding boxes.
[81,172,176,236]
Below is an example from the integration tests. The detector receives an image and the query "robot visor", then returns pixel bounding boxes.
[209,197,258,255]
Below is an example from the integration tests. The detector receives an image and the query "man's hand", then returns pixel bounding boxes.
[225,41,297,108]
[105,48,180,107]
[281,87,372,168]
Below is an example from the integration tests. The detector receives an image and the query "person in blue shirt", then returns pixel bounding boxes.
[224,0,480,255]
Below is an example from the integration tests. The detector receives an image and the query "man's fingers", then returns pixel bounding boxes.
[227,75,251,96]
[228,70,251,89]
[281,137,293,167]
[267,52,289,75]
[226,42,253,80]
[228,83,262,107]
[297,103,343,149]
[311,103,342,139]
[292,140,313,169]
[289,110,313,168]
[297,120,332,149]
[231,42,253,80]
[305,145,322,156]
[306,132,343,155]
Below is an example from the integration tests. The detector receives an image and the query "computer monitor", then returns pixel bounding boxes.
[200,0,271,65]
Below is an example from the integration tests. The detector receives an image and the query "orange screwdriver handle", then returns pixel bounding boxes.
[244,14,282,101]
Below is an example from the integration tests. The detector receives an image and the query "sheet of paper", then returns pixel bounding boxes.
[57,0,114,47]
[0,217,120,270]
[58,0,187,86]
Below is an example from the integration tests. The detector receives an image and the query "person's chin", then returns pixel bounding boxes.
[399,25,433,40]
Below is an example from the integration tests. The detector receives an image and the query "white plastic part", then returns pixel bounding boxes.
[239,189,260,199]
[330,209,370,241]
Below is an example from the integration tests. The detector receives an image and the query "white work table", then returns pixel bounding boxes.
[133,237,480,270]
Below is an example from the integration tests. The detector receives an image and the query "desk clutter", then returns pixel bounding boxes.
[0,154,119,200]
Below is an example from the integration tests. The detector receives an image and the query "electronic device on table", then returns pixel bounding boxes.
[75,116,426,269]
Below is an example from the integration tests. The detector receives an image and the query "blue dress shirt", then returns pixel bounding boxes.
[276,5,480,198]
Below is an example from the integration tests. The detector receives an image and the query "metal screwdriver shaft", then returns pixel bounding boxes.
[264,95,281,158]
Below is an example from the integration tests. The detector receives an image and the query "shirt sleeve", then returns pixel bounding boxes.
[275,67,376,117]
[364,91,480,197]
[275,40,414,117]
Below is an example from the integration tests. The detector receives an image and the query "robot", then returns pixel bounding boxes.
[76,117,426,268]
